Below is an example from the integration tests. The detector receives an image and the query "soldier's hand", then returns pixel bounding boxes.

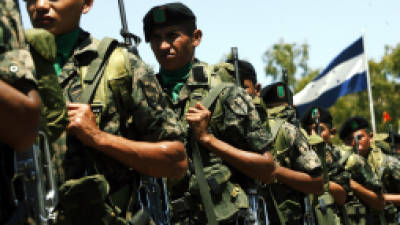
[66,103,101,147]
[186,102,211,142]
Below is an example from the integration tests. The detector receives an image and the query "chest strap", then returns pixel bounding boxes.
[80,37,118,104]
[191,82,233,225]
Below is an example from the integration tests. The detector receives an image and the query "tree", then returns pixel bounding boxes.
[264,39,400,142]
[263,39,309,87]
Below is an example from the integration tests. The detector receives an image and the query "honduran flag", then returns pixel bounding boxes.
[294,37,368,117]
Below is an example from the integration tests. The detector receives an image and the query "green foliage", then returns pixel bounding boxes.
[263,39,309,87]
[263,39,400,143]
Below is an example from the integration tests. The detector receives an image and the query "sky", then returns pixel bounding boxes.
[19,0,400,87]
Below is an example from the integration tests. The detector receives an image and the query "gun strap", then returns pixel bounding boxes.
[7,200,29,225]
[191,82,232,225]
[270,119,285,142]
[80,37,118,104]
[268,186,286,225]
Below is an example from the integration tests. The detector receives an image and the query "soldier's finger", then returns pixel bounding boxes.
[194,102,206,110]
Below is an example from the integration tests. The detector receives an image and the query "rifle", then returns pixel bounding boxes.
[388,124,396,154]
[9,131,58,225]
[303,194,316,225]
[138,176,171,225]
[311,108,321,136]
[354,135,361,155]
[231,47,241,87]
[117,0,141,55]
[282,68,288,87]
[245,188,270,225]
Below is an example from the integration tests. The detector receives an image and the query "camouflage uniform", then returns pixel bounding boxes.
[51,29,184,224]
[265,106,322,225]
[24,28,68,142]
[367,146,400,224]
[338,146,382,225]
[157,60,273,225]
[313,143,351,225]
[0,0,37,224]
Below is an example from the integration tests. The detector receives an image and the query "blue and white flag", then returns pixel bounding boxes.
[294,37,368,117]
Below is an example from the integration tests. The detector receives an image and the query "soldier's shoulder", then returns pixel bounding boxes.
[219,85,253,116]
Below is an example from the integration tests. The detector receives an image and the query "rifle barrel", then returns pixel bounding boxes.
[231,47,241,87]
[118,0,132,46]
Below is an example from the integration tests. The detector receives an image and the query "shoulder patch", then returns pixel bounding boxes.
[225,87,249,116]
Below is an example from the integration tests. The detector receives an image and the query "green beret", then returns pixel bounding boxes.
[261,82,293,106]
[225,59,257,84]
[339,116,369,140]
[300,106,333,129]
[385,132,400,144]
[143,2,196,42]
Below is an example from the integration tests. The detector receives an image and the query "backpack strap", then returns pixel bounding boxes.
[270,119,285,142]
[338,150,352,167]
[80,37,118,104]
[190,82,233,225]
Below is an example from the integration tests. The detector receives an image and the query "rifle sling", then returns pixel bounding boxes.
[191,82,232,225]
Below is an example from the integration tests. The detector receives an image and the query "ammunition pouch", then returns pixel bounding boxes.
[342,195,367,225]
[188,163,248,222]
[55,174,148,225]
[383,203,398,225]
[314,192,341,225]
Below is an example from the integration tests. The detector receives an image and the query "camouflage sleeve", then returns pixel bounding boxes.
[24,28,68,142]
[213,86,272,153]
[382,155,400,193]
[327,145,351,192]
[345,153,382,193]
[280,122,322,177]
[0,0,36,86]
[131,70,184,142]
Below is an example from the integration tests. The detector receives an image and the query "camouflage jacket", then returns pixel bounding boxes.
[323,144,351,192]
[0,0,36,223]
[339,147,382,194]
[0,0,36,86]
[367,147,400,193]
[266,105,322,224]
[52,29,184,191]
[365,147,400,224]
[156,60,273,223]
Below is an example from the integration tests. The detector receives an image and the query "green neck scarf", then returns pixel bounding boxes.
[54,28,80,75]
[160,62,192,101]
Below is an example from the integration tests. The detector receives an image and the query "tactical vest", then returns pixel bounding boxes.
[337,150,368,225]
[54,37,147,225]
[168,62,250,225]
[307,137,342,225]
[367,148,398,225]
[264,118,304,225]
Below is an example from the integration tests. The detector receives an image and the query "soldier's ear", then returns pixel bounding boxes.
[191,29,202,47]
[82,0,94,14]
[330,128,336,135]
[255,83,261,96]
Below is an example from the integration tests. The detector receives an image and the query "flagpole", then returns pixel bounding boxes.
[362,33,377,136]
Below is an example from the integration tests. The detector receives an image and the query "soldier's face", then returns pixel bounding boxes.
[25,0,93,36]
[243,79,260,98]
[150,25,201,71]
[350,129,372,157]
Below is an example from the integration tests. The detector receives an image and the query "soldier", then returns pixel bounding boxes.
[24,0,187,224]
[225,59,261,97]
[340,116,400,224]
[224,58,267,123]
[0,0,42,224]
[260,82,323,225]
[301,106,350,225]
[143,2,276,224]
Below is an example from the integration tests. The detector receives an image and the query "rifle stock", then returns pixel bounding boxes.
[138,176,171,225]
[10,131,58,225]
